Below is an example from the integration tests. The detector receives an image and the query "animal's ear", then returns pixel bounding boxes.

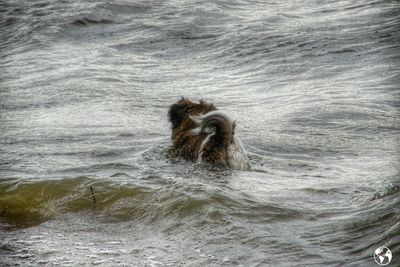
[209,103,217,111]
[168,102,188,129]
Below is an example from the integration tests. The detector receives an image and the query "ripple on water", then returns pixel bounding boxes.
[1,0,400,266]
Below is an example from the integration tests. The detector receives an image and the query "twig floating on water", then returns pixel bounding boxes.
[90,186,97,208]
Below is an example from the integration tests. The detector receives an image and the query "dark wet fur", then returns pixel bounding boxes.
[168,97,216,129]
[168,98,235,166]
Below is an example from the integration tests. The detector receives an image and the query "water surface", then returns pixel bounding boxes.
[1,0,399,266]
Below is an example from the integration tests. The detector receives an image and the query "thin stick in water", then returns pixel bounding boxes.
[90,186,97,208]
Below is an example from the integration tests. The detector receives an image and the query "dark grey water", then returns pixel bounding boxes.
[1,0,399,266]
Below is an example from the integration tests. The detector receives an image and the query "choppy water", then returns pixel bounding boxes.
[1,0,399,266]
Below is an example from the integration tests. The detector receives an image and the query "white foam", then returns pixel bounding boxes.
[227,136,250,170]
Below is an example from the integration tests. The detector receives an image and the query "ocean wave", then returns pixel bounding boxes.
[0,175,305,229]
[1,0,399,265]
